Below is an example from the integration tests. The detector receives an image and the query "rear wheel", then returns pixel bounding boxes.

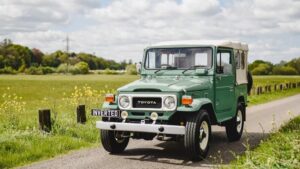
[184,109,211,161]
[100,130,129,154]
[225,103,245,141]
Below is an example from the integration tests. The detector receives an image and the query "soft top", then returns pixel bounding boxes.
[149,40,248,51]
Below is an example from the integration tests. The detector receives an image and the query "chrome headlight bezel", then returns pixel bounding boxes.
[118,95,130,109]
[163,96,176,110]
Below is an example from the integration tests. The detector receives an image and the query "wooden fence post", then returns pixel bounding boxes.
[280,84,283,91]
[255,87,259,95]
[39,109,51,132]
[264,86,268,93]
[292,83,296,88]
[77,105,87,124]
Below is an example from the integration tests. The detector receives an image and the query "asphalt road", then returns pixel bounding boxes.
[21,94,300,169]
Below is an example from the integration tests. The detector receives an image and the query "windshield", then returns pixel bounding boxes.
[145,47,212,70]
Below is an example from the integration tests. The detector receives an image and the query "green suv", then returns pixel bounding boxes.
[92,40,252,161]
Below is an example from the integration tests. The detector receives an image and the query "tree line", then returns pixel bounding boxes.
[249,58,300,75]
[0,39,132,74]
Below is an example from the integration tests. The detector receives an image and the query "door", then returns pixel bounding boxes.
[215,48,235,120]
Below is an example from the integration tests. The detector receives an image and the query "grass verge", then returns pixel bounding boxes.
[0,75,299,168]
[227,116,300,168]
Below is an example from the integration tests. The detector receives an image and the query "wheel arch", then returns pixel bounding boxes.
[176,98,218,125]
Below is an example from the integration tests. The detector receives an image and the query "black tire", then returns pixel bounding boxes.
[247,71,253,95]
[184,109,211,161]
[100,130,129,154]
[225,103,245,142]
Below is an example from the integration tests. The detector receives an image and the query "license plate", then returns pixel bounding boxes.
[91,109,120,117]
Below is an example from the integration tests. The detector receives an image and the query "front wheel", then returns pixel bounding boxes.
[100,130,129,154]
[225,103,245,141]
[184,110,211,161]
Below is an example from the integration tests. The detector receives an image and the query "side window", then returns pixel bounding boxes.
[217,51,232,74]
[241,52,245,69]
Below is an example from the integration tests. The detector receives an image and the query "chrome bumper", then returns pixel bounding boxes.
[96,121,185,135]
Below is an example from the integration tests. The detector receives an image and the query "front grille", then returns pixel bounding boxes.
[132,97,162,109]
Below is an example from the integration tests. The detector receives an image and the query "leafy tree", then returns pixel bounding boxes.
[31,48,44,65]
[273,66,298,75]
[251,63,272,75]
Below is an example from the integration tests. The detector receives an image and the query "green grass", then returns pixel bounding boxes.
[0,75,299,168]
[227,116,300,168]
[248,76,300,106]
[0,74,138,168]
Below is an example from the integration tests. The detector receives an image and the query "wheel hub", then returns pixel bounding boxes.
[199,121,209,150]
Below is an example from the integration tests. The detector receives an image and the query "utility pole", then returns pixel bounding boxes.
[63,35,71,73]
[65,35,70,54]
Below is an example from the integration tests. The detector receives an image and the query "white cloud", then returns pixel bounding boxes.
[0,0,299,63]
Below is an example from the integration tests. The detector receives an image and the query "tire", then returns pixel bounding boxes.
[225,103,245,142]
[100,130,129,154]
[247,71,253,95]
[184,109,211,161]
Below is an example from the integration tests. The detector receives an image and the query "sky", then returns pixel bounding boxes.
[0,0,299,63]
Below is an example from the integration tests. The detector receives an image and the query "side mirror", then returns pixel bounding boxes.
[195,69,208,75]
[136,62,141,74]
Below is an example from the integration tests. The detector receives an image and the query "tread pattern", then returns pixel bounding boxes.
[225,103,245,142]
[101,130,129,154]
[184,110,211,161]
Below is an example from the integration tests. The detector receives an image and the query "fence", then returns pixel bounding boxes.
[250,82,300,95]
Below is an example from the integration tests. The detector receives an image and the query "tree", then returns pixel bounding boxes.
[251,63,272,75]
[273,66,298,75]
[31,48,44,65]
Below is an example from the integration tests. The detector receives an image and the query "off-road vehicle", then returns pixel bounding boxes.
[92,40,252,161]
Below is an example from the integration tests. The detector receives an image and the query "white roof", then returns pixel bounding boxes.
[149,40,248,51]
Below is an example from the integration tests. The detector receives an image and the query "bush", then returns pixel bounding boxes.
[0,67,17,74]
[273,66,298,75]
[40,66,55,74]
[74,62,89,74]
[56,64,68,74]
[25,67,43,75]
[125,64,137,75]
[102,68,119,75]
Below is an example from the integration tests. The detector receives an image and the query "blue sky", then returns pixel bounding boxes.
[0,0,299,63]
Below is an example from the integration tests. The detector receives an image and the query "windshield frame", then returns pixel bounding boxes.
[143,47,214,71]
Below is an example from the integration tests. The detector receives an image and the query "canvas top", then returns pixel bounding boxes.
[149,40,248,51]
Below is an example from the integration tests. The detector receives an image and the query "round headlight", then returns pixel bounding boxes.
[119,95,130,109]
[163,96,176,109]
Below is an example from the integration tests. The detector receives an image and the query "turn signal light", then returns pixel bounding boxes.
[182,95,193,105]
[105,94,115,103]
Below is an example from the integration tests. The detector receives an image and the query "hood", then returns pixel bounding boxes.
[118,75,212,92]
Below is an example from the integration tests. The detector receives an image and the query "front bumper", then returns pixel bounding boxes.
[96,121,185,135]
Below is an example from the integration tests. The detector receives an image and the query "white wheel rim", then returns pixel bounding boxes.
[236,110,243,133]
[114,131,125,143]
[199,121,209,150]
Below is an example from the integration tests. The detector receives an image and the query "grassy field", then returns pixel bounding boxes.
[227,115,300,168]
[0,75,300,168]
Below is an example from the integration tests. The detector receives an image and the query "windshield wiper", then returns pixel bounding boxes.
[155,65,177,74]
[182,65,206,74]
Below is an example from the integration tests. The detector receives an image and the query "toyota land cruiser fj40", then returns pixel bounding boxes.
[92,40,252,161]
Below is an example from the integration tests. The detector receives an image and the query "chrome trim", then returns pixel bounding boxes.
[96,121,185,135]
[118,93,177,111]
